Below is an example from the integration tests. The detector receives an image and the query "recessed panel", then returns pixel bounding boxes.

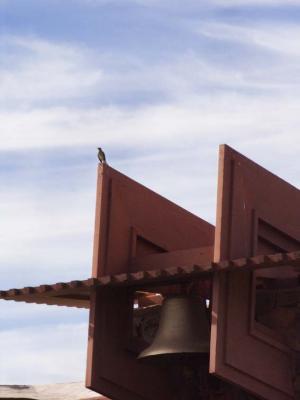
[211,145,300,400]
[88,164,215,400]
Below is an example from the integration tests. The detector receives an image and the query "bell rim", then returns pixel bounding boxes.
[138,344,210,359]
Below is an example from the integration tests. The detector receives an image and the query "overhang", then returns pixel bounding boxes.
[1,250,300,308]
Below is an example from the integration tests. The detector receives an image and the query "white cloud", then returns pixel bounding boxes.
[3,30,298,116]
[197,22,300,57]
[211,0,300,5]
[0,36,103,104]
[0,93,298,150]
[0,301,86,322]
[0,165,96,286]
[0,323,88,384]
[78,0,300,7]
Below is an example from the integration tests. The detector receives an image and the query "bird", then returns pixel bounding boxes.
[97,147,107,164]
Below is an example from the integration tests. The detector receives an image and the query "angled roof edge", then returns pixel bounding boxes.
[1,250,300,308]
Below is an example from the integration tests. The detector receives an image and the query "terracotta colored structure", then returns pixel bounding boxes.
[211,145,300,400]
[1,145,299,400]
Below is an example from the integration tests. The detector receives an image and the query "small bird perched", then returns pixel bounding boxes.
[97,147,107,164]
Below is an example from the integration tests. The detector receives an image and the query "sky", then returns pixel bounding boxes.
[1,0,300,386]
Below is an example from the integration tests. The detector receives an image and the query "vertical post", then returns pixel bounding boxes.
[292,305,300,400]
[285,304,300,400]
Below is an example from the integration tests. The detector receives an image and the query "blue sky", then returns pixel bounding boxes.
[1,0,300,385]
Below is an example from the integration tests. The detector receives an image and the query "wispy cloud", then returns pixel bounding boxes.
[211,0,300,6]
[196,22,300,57]
[78,0,300,7]
[0,36,103,106]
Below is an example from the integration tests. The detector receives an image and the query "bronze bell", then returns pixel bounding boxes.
[138,295,210,360]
